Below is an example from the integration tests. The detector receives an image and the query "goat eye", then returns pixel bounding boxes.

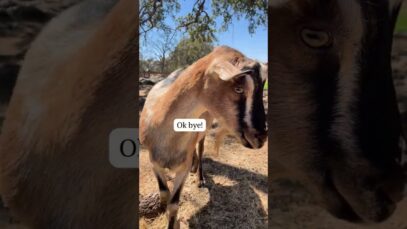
[301,28,332,48]
[234,87,244,94]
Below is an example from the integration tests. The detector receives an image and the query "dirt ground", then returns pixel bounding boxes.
[139,131,269,229]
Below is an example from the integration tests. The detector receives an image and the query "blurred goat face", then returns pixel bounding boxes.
[270,0,405,223]
[203,47,267,149]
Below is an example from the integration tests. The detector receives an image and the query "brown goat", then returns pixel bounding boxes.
[140,46,267,228]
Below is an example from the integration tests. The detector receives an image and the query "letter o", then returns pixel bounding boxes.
[120,139,136,157]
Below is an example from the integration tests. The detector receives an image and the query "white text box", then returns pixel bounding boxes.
[174,119,206,132]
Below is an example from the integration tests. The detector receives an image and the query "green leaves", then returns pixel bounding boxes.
[139,0,267,42]
[211,0,267,34]
[167,37,213,70]
[140,37,213,73]
[139,0,267,73]
[396,8,407,33]
[139,0,180,36]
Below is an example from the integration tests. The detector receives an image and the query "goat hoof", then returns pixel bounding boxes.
[190,164,198,173]
[197,179,206,188]
[167,219,180,229]
[190,160,198,174]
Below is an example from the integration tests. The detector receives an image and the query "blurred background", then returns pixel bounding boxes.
[269,4,407,229]
[0,0,81,128]
[0,1,85,227]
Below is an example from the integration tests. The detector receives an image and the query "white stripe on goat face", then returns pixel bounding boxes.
[244,75,255,131]
[331,0,364,154]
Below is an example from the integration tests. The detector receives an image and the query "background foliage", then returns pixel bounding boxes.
[139,0,267,74]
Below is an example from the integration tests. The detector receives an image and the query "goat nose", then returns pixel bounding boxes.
[255,132,267,142]
[254,132,267,149]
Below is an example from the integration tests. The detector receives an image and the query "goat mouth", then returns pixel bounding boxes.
[240,132,254,149]
[322,174,398,223]
[322,177,363,223]
[327,197,362,223]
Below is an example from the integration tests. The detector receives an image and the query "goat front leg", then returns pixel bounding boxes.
[190,150,198,173]
[197,137,205,188]
[152,165,170,207]
[214,128,227,157]
[167,169,189,229]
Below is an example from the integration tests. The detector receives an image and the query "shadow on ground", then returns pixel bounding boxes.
[188,158,268,229]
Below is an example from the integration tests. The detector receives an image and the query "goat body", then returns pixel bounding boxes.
[140,46,267,228]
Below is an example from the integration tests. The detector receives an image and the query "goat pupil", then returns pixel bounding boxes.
[307,33,321,40]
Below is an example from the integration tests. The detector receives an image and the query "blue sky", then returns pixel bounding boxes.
[215,18,268,62]
[140,0,268,62]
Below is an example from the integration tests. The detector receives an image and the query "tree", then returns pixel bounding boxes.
[139,0,267,42]
[151,30,176,72]
[139,0,267,74]
[167,37,213,71]
[139,0,180,37]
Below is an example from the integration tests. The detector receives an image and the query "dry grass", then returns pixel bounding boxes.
[139,129,268,229]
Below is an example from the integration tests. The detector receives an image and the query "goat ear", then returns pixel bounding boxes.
[207,60,252,81]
